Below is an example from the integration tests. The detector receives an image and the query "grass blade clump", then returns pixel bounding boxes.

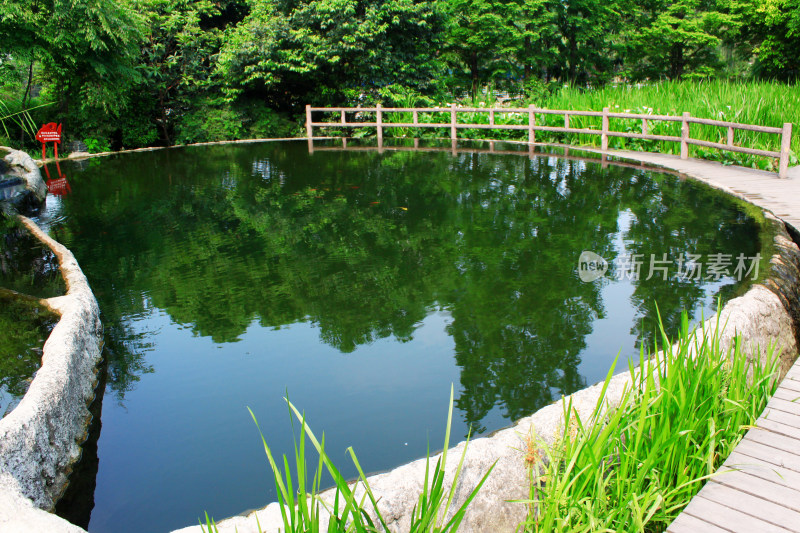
[522,309,779,532]
[201,384,495,532]
[404,385,496,533]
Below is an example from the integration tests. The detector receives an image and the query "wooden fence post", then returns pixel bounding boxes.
[450,104,457,141]
[376,104,383,145]
[564,113,570,129]
[642,118,648,136]
[413,110,418,125]
[780,122,792,179]
[681,112,690,160]
[528,105,535,144]
[601,107,609,150]
[305,105,313,138]
[341,110,346,125]
[489,109,495,126]
[727,126,734,146]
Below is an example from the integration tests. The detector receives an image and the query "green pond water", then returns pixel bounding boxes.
[0,293,59,416]
[0,217,63,416]
[12,139,768,532]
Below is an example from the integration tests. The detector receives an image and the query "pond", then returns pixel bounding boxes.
[24,139,768,532]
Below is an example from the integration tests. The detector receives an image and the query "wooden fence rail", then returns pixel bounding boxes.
[305,104,794,178]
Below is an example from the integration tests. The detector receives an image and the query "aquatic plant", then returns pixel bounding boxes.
[376,80,799,171]
[520,310,779,532]
[201,385,495,532]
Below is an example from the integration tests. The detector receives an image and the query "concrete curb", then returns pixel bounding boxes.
[0,218,103,527]
[172,153,800,533]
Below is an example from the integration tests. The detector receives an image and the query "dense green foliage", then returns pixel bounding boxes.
[522,313,779,532]
[1,0,798,150]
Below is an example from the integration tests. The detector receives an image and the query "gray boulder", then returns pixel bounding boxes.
[1,149,47,216]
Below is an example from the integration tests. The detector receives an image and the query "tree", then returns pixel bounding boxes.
[551,0,623,85]
[623,0,739,80]
[126,0,227,145]
[216,0,446,107]
[0,0,145,143]
[444,0,521,97]
[515,0,559,85]
[746,0,800,80]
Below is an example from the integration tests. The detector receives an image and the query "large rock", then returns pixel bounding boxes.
[0,149,47,216]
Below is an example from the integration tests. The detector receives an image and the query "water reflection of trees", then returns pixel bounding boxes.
[0,293,59,412]
[0,217,65,298]
[0,217,64,410]
[49,142,762,427]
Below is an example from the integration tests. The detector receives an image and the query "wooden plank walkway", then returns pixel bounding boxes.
[668,361,800,532]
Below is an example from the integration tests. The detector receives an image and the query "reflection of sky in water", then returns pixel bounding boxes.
[579,210,733,385]
[90,307,465,533]
[33,192,66,233]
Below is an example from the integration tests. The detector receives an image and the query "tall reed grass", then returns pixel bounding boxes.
[202,386,495,533]
[0,99,51,147]
[535,80,799,169]
[374,80,799,171]
[520,311,779,532]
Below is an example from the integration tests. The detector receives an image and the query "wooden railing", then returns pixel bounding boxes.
[305,105,794,178]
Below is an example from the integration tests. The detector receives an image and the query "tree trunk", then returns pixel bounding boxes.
[669,44,684,80]
[158,92,172,146]
[471,52,479,100]
[523,32,532,85]
[19,60,34,145]
[21,60,34,109]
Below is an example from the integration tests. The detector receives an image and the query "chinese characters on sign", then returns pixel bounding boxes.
[36,122,72,196]
[578,251,761,283]
[35,122,62,161]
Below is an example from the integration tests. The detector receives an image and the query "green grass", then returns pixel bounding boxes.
[201,385,495,533]
[520,310,779,532]
[365,80,800,172]
[0,98,52,147]
[536,80,800,169]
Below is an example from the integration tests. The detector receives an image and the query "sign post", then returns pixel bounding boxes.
[35,123,72,195]
[35,122,62,161]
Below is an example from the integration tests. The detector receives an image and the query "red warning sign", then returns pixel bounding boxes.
[36,123,62,144]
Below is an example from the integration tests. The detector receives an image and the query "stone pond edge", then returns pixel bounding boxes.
[0,149,103,533]
[1,143,798,532]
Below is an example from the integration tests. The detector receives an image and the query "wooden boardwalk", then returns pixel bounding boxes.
[667,360,800,532]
